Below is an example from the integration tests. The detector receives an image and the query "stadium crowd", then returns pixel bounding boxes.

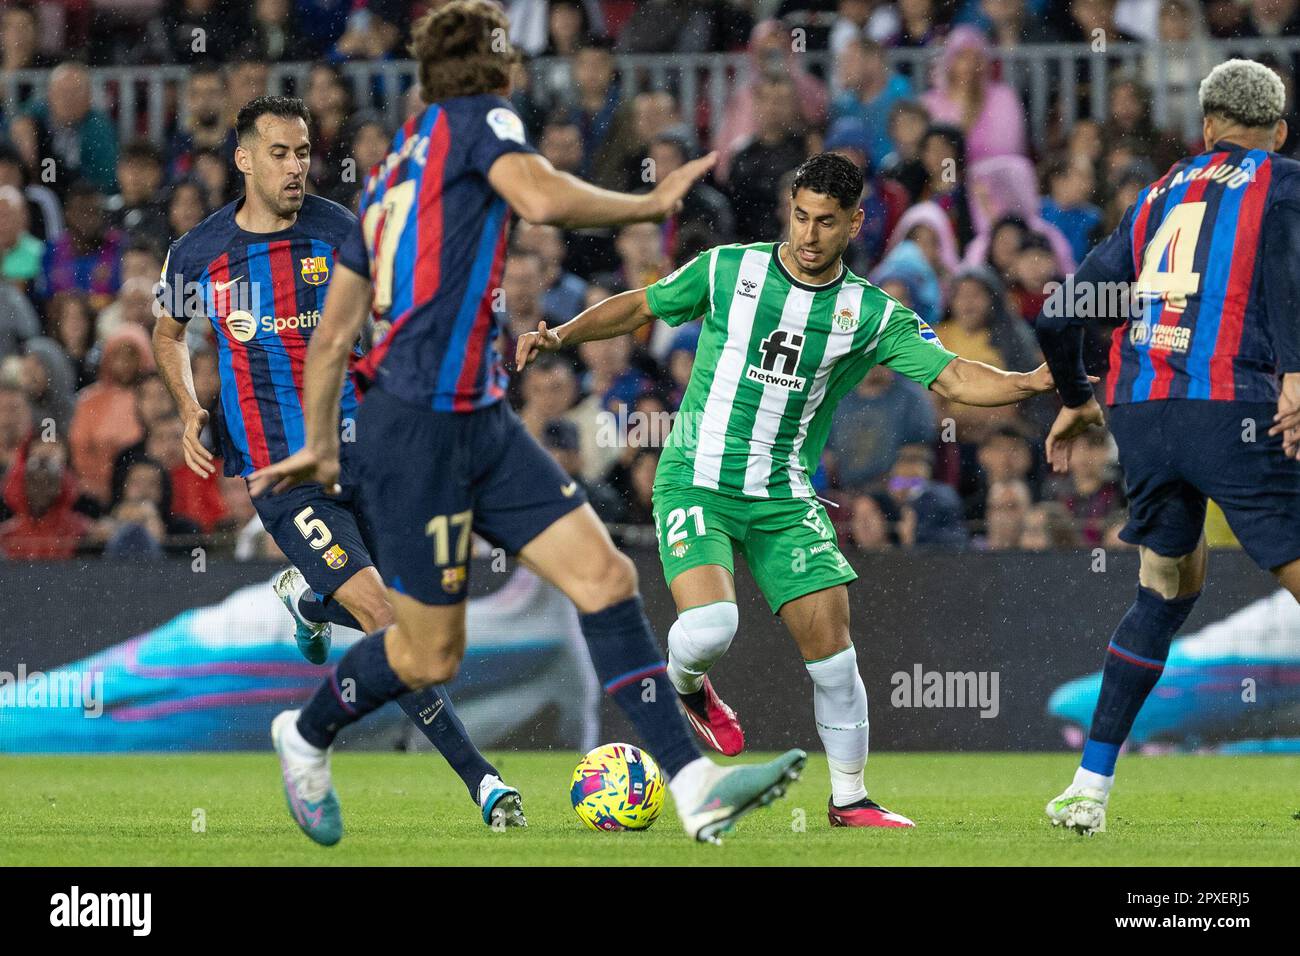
[0,0,1286,560]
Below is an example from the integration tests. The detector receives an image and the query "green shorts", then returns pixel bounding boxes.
[652,484,858,614]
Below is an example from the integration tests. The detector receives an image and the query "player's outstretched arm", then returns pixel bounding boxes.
[488,152,716,229]
[515,288,656,370]
[247,264,372,497]
[931,357,1062,407]
[152,311,215,479]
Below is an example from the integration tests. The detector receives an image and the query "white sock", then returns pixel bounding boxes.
[666,602,739,694]
[806,646,869,807]
[284,715,326,759]
[1073,766,1114,795]
[667,756,715,807]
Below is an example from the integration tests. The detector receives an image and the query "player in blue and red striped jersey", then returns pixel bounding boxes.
[151,95,527,831]
[249,0,806,847]
[1035,59,1300,834]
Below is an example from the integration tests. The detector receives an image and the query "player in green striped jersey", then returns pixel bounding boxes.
[518,153,1060,828]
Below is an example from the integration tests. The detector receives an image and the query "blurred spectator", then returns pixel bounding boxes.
[937,266,1040,372]
[606,445,660,524]
[519,354,579,438]
[107,140,168,240]
[880,0,946,50]
[592,221,670,295]
[18,337,75,434]
[885,200,961,289]
[0,380,32,495]
[143,414,227,533]
[963,155,1076,275]
[650,130,735,249]
[921,26,1027,161]
[538,113,585,174]
[714,20,828,183]
[97,456,201,557]
[69,324,153,506]
[0,270,38,361]
[1039,155,1102,265]
[167,180,210,239]
[727,76,808,241]
[978,0,1059,45]
[1007,232,1063,321]
[1021,501,1081,550]
[565,37,633,187]
[1050,427,1124,546]
[886,443,969,547]
[305,64,355,194]
[506,0,606,57]
[248,0,314,62]
[0,435,88,560]
[167,0,232,64]
[1103,73,1188,175]
[225,49,270,117]
[0,180,41,288]
[965,424,1036,520]
[44,181,124,309]
[501,249,549,339]
[330,2,406,66]
[979,478,1031,550]
[871,238,942,327]
[662,323,699,407]
[613,0,751,54]
[917,124,974,247]
[1,4,53,82]
[514,221,589,325]
[569,332,652,482]
[880,99,930,200]
[25,62,119,193]
[168,63,237,182]
[826,364,936,491]
[0,142,62,242]
[44,291,96,388]
[832,38,912,170]
[848,492,893,550]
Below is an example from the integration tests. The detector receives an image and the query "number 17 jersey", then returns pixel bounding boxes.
[337,94,536,412]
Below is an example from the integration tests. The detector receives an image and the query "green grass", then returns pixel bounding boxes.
[0,753,1296,866]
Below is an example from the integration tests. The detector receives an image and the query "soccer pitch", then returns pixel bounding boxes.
[1,753,1296,866]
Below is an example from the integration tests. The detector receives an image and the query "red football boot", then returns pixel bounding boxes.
[828,797,915,828]
[678,676,745,756]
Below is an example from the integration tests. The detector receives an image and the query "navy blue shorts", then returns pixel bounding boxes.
[252,481,375,599]
[1108,399,1300,571]
[352,387,587,605]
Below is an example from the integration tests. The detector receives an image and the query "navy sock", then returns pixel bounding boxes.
[298,593,365,631]
[398,685,497,801]
[1082,587,1199,776]
[579,595,701,778]
[297,629,409,749]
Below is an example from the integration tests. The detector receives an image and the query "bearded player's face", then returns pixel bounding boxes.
[785,187,863,277]
[239,114,310,218]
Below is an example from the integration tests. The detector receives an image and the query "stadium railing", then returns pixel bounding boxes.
[4,38,1298,153]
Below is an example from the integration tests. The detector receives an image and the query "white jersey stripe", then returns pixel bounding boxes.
[742,287,815,496]
[691,248,772,489]
[787,283,871,496]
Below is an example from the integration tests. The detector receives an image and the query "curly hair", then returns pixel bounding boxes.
[410,0,521,105]
[1199,59,1285,129]
[790,152,864,209]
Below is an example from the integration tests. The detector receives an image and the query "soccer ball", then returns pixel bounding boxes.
[569,742,666,831]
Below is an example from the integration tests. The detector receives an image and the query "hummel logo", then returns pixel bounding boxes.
[213,276,244,292]
[739,278,758,299]
[561,481,578,497]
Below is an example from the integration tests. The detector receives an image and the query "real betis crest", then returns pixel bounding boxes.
[834,307,858,332]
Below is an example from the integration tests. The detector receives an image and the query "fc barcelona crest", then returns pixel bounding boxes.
[323,544,349,570]
[301,256,330,285]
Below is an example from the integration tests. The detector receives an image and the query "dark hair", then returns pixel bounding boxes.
[236,95,312,143]
[64,178,102,203]
[410,0,519,104]
[923,123,966,157]
[120,138,164,167]
[790,152,864,210]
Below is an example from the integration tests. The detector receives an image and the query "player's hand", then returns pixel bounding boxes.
[515,320,562,370]
[1269,372,1300,459]
[649,151,718,220]
[182,408,216,479]
[1045,398,1105,474]
[247,447,340,498]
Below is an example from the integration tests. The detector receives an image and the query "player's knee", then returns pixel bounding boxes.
[1138,548,1191,599]
[671,601,739,664]
[574,550,638,612]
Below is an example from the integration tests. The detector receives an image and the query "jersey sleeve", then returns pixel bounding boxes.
[645,252,711,327]
[874,300,958,387]
[467,99,537,178]
[156,240,194,322]
[336,217,370,278]
[1261,197,1300,374]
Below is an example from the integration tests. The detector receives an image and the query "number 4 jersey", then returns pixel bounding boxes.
[647,242,957,500]
[337,95,536,412]
[1073,142,1300,405]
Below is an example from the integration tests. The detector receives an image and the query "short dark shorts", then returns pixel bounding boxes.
[252,480,375,598]
[352,387,587,605]
[1108,399,1300,571]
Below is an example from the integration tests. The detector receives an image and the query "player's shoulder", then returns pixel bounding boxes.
[1264,151,1300,204]
[441,93,527,144]
[167,199,240,269]
[710,240,776,263]
[299,193,359,237]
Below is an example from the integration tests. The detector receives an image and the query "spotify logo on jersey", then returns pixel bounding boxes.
[225,310,257,343]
